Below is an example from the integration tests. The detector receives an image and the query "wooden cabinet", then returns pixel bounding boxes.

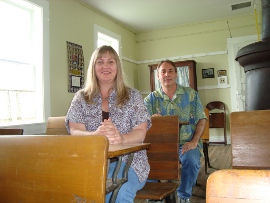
[148,60,197,91]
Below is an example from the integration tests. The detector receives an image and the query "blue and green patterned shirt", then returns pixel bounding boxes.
[144,85,206,153]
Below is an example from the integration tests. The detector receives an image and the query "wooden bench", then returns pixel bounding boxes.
[0,135,109,203]
[231,110,270,169]
[135,115,179,203]
[206,169,270,203]
[0,128,24,135]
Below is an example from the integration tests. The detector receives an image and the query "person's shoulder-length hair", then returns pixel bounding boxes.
[83,45,130,106]
[157,59,177,72]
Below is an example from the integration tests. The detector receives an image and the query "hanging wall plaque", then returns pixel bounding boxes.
[67,41,84,93]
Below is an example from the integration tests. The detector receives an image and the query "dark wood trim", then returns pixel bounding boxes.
[148,60,197,91]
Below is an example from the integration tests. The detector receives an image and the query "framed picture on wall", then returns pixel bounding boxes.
[202,68,215,79]
[67,41,85,93]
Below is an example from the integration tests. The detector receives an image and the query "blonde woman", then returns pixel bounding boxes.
[65,45,151,203]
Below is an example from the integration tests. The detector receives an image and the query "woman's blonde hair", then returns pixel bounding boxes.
[83,45,129,106]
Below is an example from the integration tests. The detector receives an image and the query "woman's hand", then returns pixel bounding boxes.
[98,118,122,144]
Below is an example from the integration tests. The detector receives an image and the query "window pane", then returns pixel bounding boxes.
[98,32,119,55]
[0,0,46,126]
[0,60,35,91]
[0,1,32,63]
[0,90,36,123]
[177,66,190,87]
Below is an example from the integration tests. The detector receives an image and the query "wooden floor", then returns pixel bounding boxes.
[135,144,232,203]
[191,144,232,203]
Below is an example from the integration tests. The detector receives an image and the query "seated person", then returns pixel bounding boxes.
[65,45,151,203]
[144,60,206,203]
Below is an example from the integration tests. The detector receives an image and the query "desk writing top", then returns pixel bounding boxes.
[108,143,151,158]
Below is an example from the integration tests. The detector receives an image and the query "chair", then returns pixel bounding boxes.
[0,135,109,203]
[206,101,227,145]
[135,115,179,203]
[0,128,24,135]
[231,110,270,169]
[46,116,69,135]
[206,169,270,203]
[201,108,211,174]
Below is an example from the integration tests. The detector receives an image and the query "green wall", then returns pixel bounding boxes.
[49,0,261,142]
[135,14,261,142]
[136,14,261,104]
[49,0,136,116]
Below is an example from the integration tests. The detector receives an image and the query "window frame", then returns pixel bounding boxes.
[93,24,122,60]
[0,0,50,134]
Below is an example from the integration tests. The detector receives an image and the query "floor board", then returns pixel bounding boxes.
[191,144,232,203]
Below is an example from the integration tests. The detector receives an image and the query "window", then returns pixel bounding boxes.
[0,0,50,132]
[94,24,121,58]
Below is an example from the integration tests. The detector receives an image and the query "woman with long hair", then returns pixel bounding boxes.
[65,45,151,203]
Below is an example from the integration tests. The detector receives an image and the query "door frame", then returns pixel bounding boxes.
[227,34,260,112]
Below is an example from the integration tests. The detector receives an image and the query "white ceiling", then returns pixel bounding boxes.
[80,0,262,33]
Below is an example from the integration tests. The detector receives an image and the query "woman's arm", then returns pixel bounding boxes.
[120,121,148,144]
[69,122,96,136]
[102,119,148,145]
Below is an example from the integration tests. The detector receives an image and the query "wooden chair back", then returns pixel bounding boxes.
[206,101,227,145]
[206,169,270,203]
[0,128,24,135]
[231,110,270,169]
[206,101,225,111]
[0,135,108,203]
[46,116,68,135]
[145,115,179,180]
[136,115,179,202]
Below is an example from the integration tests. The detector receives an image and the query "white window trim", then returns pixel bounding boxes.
[42,0,51,124]
[1,0,50,134]
[93,24,122,60]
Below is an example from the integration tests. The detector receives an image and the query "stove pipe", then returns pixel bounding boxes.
[235,0,270,110]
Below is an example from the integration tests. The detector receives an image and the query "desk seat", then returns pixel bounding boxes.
[136,115,179,203]
[45,116,151,203]
[206,169,270,202]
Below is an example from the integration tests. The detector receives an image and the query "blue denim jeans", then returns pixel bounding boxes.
[106,161,147,203]
[177,145,201,199]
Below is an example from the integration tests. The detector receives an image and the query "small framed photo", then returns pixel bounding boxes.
[217,70,227,77]
[202,68,215,79]
[71,76,81,87]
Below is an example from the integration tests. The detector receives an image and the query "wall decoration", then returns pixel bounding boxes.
[217,76,228,87]
[202,68,215,79]
[217,70,227,77]
[67,41,84,93]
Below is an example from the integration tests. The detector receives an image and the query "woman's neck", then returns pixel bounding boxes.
[100,87,111,112]
[100,84,112,97]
